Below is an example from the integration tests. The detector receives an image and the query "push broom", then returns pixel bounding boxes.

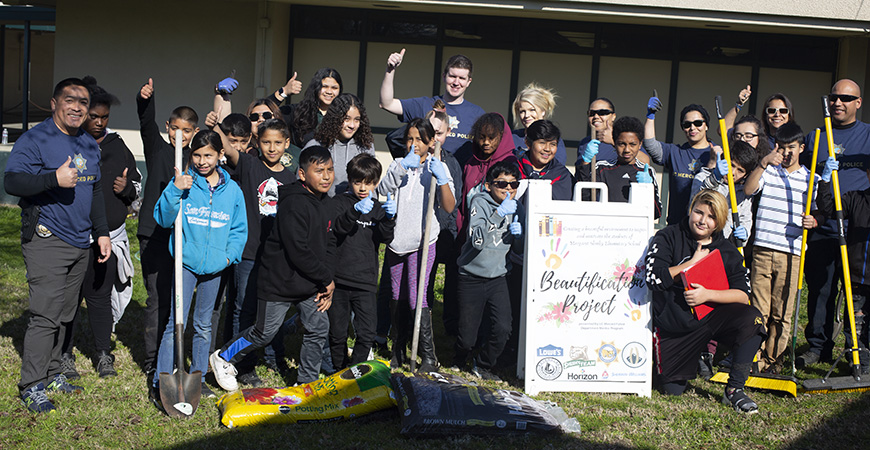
[707,96,799,396]
[802,96,870,394]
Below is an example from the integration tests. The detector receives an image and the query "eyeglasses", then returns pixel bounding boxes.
[588,109,613,117]
[733,132,758,141]
[491,180,520,189]
[829,94,860,103]
[249,111,273,121]
[681,120,705,129]
[765,107,789,115]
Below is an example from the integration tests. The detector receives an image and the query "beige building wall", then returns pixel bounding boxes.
[3,27,55,125]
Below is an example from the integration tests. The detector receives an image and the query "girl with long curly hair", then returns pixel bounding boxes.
[304,93,375,196]
[288,68,343,148]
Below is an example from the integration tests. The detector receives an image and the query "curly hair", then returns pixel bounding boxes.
[291,68,343,146]
[313,93,373,149]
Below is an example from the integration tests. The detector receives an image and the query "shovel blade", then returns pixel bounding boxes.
[158,370,202,418]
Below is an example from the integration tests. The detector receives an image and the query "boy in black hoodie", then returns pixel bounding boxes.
[211,146,336,390]
[136,78,200,379]
[328,154,396,369]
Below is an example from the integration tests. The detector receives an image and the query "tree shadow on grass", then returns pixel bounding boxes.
[783,391,870,449]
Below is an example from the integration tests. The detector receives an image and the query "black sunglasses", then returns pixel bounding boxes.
[588,109,613,117]
[765,107,789,115]
[249,111,273,121]
[491,180,520,189]
[681,119,705,129]
[829,94,860,103]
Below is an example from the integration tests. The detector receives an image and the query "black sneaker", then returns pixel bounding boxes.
[722,388,758,414]
[237,371,264,388]
[201,383,217,399]
[419,360,439,374]
[698,352,714,380]
[796,351,821,368]
[46,373,84,394]
[60,352,81,380]
[472,366,502,382]
[21,383,55,413]
[148,383,165,414]
[95,352,117,378]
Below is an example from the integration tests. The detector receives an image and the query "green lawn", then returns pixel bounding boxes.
[0,206,868,449]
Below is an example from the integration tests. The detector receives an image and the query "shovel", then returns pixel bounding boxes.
[159,129,202,417]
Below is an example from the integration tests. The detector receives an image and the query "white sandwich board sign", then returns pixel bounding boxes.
[519,180,655,397]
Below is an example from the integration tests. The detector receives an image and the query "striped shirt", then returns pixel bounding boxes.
[753,165,818,255]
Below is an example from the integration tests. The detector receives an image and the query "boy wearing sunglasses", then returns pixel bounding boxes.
[800,79,870,367]
[578,116,662,219]
[453,160,523,381]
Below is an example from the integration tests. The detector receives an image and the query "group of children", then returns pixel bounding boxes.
[41,53,865,418]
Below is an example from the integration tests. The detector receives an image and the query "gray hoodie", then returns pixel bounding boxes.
[457,190,516,278]
[304,138,375,197]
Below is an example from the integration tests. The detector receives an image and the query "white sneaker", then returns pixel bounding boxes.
[209,350,238,391]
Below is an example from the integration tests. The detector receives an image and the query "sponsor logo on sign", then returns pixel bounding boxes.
[537,345,563,357]
[536,357,563,380]
[621,342,647,368]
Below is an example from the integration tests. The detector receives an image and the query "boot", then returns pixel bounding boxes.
[418,307,439,373]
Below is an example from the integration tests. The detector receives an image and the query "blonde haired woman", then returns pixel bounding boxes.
[511,82,567,164]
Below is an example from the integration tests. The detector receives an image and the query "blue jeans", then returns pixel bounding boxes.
[153,268,222,385]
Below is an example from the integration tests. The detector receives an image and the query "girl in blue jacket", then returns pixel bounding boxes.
[151,130,247,400]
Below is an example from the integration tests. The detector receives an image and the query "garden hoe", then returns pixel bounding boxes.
[802,96,870,394]
[159,129,202,417]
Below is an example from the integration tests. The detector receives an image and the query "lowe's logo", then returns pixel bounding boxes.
[537,345,563,357]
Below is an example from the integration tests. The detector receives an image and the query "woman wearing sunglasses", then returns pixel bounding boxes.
[575,98,649,176]
[246,99,282,144]
[642,94,713,225]
[510,83,568,164]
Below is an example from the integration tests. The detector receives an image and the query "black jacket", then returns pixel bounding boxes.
[136,93,189,241]
[98,132,141,230]
[330,192,395,292]
[815,180,870,286]
[645,218,750,334]
[517,150,574,201]
[257,181,336,302]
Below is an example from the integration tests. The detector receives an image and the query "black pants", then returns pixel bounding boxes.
[429,230,460,336]
[62,244,117,355]
[328,285,377,369]
[454,273,511,369]
[19,235,89,393]
[804,236,841,358]
[139,235,173,372]
[654,303,765,386]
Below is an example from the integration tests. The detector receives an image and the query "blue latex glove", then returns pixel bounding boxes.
[733,225,748,241]
[354,195,374,215]
[647,96,662,120]
[428,156,449,186]
[581,139,600,163]
[821,158,839,182]
[217,77,239,94]
[714,157,730,180]
[510,215,522,236]
[636,164,653,184]
[497,192,517,217]
[384,193,397,218]
[401,145,421,170]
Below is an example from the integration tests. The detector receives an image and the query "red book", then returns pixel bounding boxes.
[679,249,729,320]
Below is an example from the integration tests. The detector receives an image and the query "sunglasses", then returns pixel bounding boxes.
[249,111,273,121]
[491,180,520,189]
[681,119,705,129]
[588,109,613,117]
[766,107,789,115]
[829,94,860,103]
[733,132,758,141]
